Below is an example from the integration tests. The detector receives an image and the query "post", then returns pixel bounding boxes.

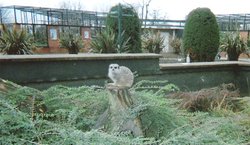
[117,3,122,52]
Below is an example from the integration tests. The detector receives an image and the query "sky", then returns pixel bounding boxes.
[1,0,250,20]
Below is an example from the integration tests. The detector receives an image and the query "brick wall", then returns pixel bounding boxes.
[81,27,92,51]
[47,26,60,52]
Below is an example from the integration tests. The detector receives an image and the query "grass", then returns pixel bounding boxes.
[0,80,249,144]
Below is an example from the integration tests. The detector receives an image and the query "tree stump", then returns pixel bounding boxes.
[95,84,144,137]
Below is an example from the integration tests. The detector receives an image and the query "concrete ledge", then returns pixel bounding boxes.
[158,61,250,96]
[0,53,249,96]
[0,53,161,89]
[160,61,250,70]
[0,53,162,62]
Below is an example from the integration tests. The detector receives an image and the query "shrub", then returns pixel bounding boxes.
[59,31,83,54]
[141,30,164,53]
[247,38,250,48]
[0,25,35,54]
[90,28,129,53]
[220,31,248,60]
[106,4,142,53]
[169,36,182,54]
[183,8,220,62]
[90,28,116,53]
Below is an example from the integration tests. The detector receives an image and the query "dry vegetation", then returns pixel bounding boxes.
[168,83,242,112]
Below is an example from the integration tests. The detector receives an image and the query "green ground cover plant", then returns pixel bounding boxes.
[0,79,249,144]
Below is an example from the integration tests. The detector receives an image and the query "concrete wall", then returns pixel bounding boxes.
[0,54,160,89]
[159,62,250,96]
[0,54,249,96]
[236,64,250,95]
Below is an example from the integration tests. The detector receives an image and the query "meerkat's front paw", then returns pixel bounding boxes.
[106,83,118,89]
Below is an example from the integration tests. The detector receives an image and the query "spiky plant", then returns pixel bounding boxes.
[90,28,129,53]
[142,30,164,54]
[220,31,248,61]
[0,25,35,54]
[59,31,83,54]
[90,28,116,53]
[169,36,182,54]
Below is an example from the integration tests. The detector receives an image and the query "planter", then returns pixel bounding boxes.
[227,49,240,61]
[68,48,79,54]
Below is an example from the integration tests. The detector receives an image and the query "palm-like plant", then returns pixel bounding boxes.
[90,28,116,53]
[90,28,129,53]
[0,25,35,54]
[142,30,164,54]
[220,32,248,61]
[169,36,182,54]
[59,31,83,54]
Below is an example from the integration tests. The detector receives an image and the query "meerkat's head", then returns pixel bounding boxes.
[109,64,120,73]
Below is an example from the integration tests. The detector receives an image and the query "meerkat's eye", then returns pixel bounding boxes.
[110,66,113,69]
[114,66,117,69]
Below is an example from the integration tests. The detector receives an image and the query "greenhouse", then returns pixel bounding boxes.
[1,5,250,51]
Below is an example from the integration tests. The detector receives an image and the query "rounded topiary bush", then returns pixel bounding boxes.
[106,4,142,53]
[183,7,220,62]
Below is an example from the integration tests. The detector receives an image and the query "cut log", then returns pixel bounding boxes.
[95,83,144,137]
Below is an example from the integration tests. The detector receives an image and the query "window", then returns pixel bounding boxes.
[50,28,57,40]
[84,30,90,39]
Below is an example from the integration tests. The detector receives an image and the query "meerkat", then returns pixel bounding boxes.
[108,64,134,88]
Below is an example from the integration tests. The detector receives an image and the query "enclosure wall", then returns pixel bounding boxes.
[0,54,249,95]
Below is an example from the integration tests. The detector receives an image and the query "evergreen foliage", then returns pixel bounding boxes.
[220,31,248,60]
[90,28,129,53]
[169,35,182,54]
[183,8,220,62]
[59,31,83,54]
[0,80,249,144]
[90,28,116,53]
[141,30,164,53]
[106,4,142,53]
[0,25,35,54]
